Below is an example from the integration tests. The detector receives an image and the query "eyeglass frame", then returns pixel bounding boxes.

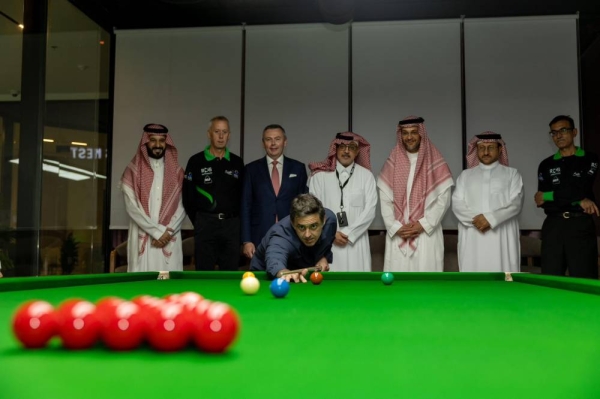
[549,127,574,137]
[337,143,359,152]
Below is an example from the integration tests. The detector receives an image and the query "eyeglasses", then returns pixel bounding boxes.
[338,144,358,152]
[549,128,573,137]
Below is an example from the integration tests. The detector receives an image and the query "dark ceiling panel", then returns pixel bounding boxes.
[68,0,600,53]
[69,0,600,30]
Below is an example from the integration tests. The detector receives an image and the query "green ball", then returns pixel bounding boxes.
[381,272,394,285]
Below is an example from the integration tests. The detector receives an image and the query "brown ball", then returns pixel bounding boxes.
[310,272,323,285]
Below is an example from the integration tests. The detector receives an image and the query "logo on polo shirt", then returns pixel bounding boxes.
[186,172,193,181]
[201,167,212,176]
[204,176,212,184]
[549,167,560,176]
[225,170,240,179]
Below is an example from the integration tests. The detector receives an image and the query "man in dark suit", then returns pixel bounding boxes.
[241,124,308,259]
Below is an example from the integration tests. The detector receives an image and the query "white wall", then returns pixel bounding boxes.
[244,24,349,165]
[464,16,579,229]
[111,16,579,230]
[111,27,242,229]
[353,20,462,229]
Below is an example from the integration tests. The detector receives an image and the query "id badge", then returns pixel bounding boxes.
[337,211,349,227]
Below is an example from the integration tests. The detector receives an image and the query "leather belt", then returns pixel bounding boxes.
[199,212,238,220]
[548,211,588,219]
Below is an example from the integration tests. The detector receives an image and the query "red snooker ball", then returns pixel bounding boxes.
[132,295,162,314]
[94,296,124,324]
[190,301,240,353]
[131,295,158,308]
[164,293,181,303]
[146,302,192,352]
[100,301,146,351]
[310,272,323,285]
[12,300,58,349]
[176,292,204,311]
[56,299,102,350]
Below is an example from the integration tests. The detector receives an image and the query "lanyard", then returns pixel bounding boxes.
[335,163,355,210]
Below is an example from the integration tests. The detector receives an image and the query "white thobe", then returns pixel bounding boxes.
[309,163,378,271]
[452,161,523,272]
[122,157,186,272]
[379,152,452,272]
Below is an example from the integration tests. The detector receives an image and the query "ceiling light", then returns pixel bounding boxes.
[0,10,24,30]
[9,159,88,181]
[43,139,54,143]
[46,160,107,180]
[9,159,107,182]
[71,141,87,146]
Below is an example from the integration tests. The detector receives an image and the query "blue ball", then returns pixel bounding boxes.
[270,278,290,298]
[381,272,394,285]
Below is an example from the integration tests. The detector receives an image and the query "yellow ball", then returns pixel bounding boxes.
[240,277,260,295]
[242,271,255,279]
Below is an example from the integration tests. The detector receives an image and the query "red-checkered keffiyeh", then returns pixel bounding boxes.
[308,132,371,175]
[121,124,184,257]
[378,116,453,252]
[466,131,509,168]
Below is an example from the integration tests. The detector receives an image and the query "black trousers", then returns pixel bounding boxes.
[194,214,241,271]
[541,214,598,279]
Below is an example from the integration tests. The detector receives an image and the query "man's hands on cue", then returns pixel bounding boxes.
[315,257,330,272]
[277,258,330,283]
[277,268,308,283]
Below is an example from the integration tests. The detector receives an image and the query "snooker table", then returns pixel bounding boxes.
[1,272,600,399]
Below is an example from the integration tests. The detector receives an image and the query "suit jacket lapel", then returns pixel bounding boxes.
[280,156,290,194]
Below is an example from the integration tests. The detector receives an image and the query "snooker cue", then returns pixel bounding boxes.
[279,266,323,276]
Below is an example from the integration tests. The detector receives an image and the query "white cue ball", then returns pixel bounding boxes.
[240,276,260,295]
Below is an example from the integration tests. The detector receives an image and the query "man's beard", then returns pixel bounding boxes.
[147,147,165,159]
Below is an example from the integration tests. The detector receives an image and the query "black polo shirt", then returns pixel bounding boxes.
[182,146,244,222]
[537,147,598,215]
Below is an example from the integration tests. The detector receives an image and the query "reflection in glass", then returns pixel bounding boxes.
[0,0,24,277]
[40,0,111,275]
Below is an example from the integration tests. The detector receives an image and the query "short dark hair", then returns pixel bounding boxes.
[263,124,286,135]
[549,115,575,129]
[290,194,325,223]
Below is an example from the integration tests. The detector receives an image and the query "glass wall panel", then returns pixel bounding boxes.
[40,0,110,275]
[0,0,23,277]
